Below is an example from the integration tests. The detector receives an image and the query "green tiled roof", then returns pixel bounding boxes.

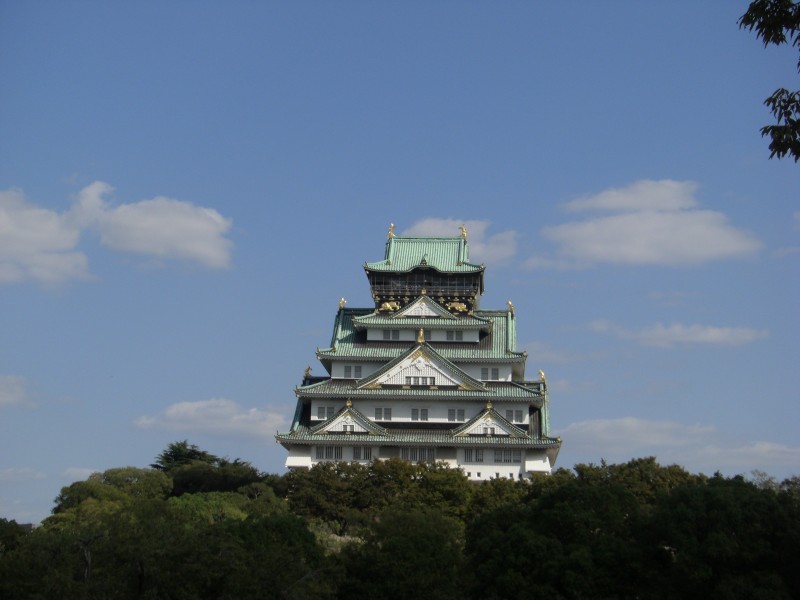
[276,425,561,449]
[364,236,484,273]
[296,379,544,402]
[318,309,525,363]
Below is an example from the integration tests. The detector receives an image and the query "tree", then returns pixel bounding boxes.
[52,466,172,513]
[639,475,800,598]
[150,439,220,471]
[739,0,800,161]
[169,459,263,496]
[464,476,526,524]
[0,518,29,556]
[340,507,464,600]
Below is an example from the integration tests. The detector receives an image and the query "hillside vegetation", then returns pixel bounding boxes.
[1,441,798,599]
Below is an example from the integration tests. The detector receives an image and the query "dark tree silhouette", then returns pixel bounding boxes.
[739,0,800,161]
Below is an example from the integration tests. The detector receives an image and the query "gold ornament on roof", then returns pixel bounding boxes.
[304,366,311,379]
[346,399,352,408]
[388,223,396,238]
[459,224,467,238]
[508,300,515,315]
[339,297,346,310]
[538,369,546,382]
[417,328,425,343]
[486,401,493,410]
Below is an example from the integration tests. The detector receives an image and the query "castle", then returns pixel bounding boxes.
[276,226,560,480]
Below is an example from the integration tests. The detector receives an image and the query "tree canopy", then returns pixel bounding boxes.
[1,442,798,599]
[739,0,800,161]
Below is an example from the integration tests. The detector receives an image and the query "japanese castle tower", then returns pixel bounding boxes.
[276,226,561,480]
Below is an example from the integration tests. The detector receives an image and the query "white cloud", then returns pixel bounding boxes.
[0,188,90,284]
[0,467,46,482]
[72,182,233,268]
[588,319,768,347]
[402,218,517,265]
[0,375,33,407]
[527,179,761,268]
[0,182,233,285]
[135,398,285,440]
[562,417,715,450]
[559,417,800,476]
[563,179,700,213]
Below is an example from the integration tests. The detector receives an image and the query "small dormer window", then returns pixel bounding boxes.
[482,426,495,435]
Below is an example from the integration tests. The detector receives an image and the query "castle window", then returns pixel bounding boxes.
[315,446,343,460]
[353,446,373,461]
[493,449,522,463]
[446,330,463,341]
[400,447,435,463]
[375,407,392,421]
[481,367,500,380]
[317,406,335,420]
[383,329,400,340]
[406,376,434,386]
[506,409,524,423]
[411,408,428,421]
[448,408,465,422]
[463,448,483,463]
[482,426,495,435]
[344,365,362,378]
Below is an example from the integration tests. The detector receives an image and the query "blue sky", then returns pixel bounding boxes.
[1,1,798,523]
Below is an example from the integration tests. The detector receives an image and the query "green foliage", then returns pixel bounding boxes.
[637,474,799,598]
[572,457,702,506]
[739,0,800,161]
[0,518,29,556]
[168,491,251,524]
[286,459,472,535]
[340,507,464,600]
[52,479,129,515]
[466,480,644,599]
[89,466,173,499]
[2,449,799,599]
[52,467,172,514]
[151,439,220,471]
[465,475,526,523]
[169,459,263,496]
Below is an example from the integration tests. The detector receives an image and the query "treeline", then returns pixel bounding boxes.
[1,441,799,599]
